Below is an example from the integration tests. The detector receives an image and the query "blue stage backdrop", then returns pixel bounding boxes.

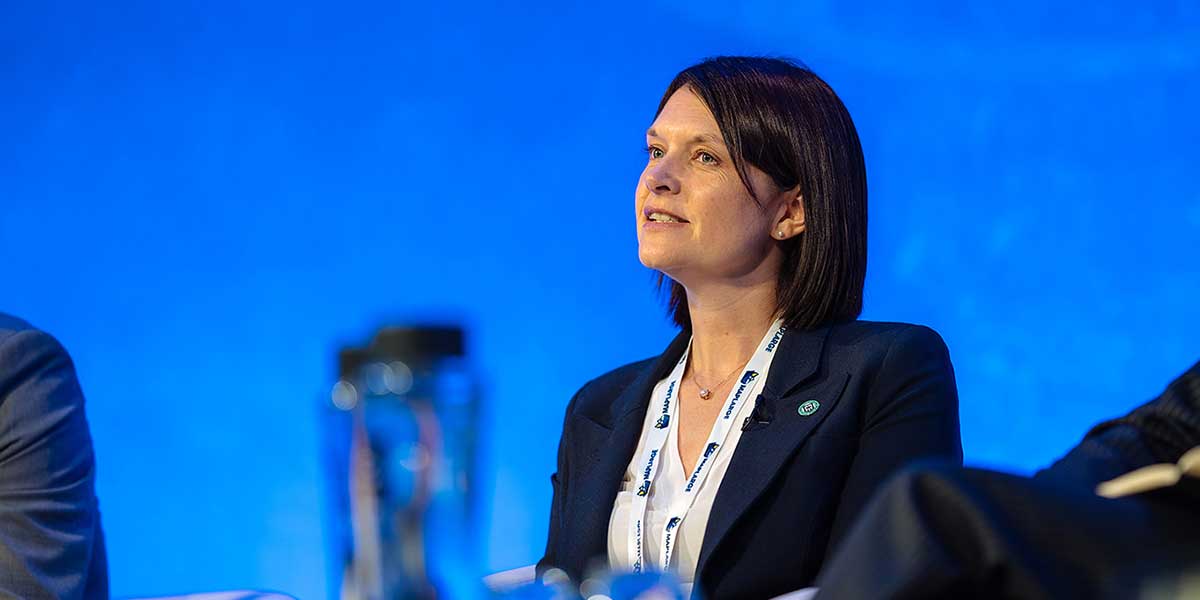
[2,1,1198,597]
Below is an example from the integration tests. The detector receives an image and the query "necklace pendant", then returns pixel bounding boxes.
[699,388,711,400]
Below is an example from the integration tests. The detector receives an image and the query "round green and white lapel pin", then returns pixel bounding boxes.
[798,400,821,416]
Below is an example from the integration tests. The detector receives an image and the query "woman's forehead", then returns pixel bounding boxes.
[647,90,724,144]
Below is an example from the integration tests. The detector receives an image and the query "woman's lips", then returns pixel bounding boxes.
[642,220,688,230]
[643,206,689,224]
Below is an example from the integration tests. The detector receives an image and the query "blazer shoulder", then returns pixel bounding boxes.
[812,321,954,387]
[825,320,950,357]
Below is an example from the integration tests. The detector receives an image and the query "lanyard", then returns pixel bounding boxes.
[627,318,786,573]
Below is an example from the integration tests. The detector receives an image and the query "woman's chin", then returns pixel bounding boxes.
[640,260,690,286]
[637,249,678,273]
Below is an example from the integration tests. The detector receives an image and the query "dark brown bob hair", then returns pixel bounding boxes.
[656,56,867,331]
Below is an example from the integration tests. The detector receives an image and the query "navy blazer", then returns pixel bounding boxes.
[538,320,962,599]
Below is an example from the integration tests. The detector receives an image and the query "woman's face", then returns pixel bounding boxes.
[636,87,801,287]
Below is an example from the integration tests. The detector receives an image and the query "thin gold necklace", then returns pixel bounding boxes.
[690,361,747,400]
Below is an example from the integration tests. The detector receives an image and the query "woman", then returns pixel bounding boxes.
[537,56,961,599]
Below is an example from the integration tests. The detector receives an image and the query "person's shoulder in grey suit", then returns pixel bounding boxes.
[0,313,108,599]
[1036,358,1200,490]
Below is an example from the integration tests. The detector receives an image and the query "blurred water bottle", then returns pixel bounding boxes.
[322,325,480,600]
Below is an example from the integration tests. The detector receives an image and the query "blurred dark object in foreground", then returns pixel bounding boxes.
[0,313,108,598]
[814,357,1200,600]
[322,325,480,600]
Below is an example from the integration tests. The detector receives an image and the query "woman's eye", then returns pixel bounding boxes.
[697,151,718,165]
[645,146,664,160]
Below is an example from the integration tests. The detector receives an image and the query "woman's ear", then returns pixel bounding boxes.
[772,187,805,240]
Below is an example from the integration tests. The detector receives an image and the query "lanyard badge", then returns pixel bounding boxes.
[627,318,786,572]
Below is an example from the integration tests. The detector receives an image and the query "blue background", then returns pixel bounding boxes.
[2,1,1198,597]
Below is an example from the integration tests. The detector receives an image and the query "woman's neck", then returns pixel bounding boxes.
[684,279,779,379]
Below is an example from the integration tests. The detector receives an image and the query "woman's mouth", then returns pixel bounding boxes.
[648,212,685,223]
[644,206,689,225]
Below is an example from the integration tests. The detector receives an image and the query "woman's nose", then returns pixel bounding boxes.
[644,161,681,195]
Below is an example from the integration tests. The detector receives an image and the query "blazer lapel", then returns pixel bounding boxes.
[569,330,691,570]
[694,325,842,581]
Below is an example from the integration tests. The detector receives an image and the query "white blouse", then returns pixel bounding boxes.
[606,371,763,595]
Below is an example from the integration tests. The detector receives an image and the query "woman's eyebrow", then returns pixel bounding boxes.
[645,129,725,147]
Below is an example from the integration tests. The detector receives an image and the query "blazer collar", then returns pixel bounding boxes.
[694,323,836,588]
[614,329,692,422]
[762,323,831,400]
